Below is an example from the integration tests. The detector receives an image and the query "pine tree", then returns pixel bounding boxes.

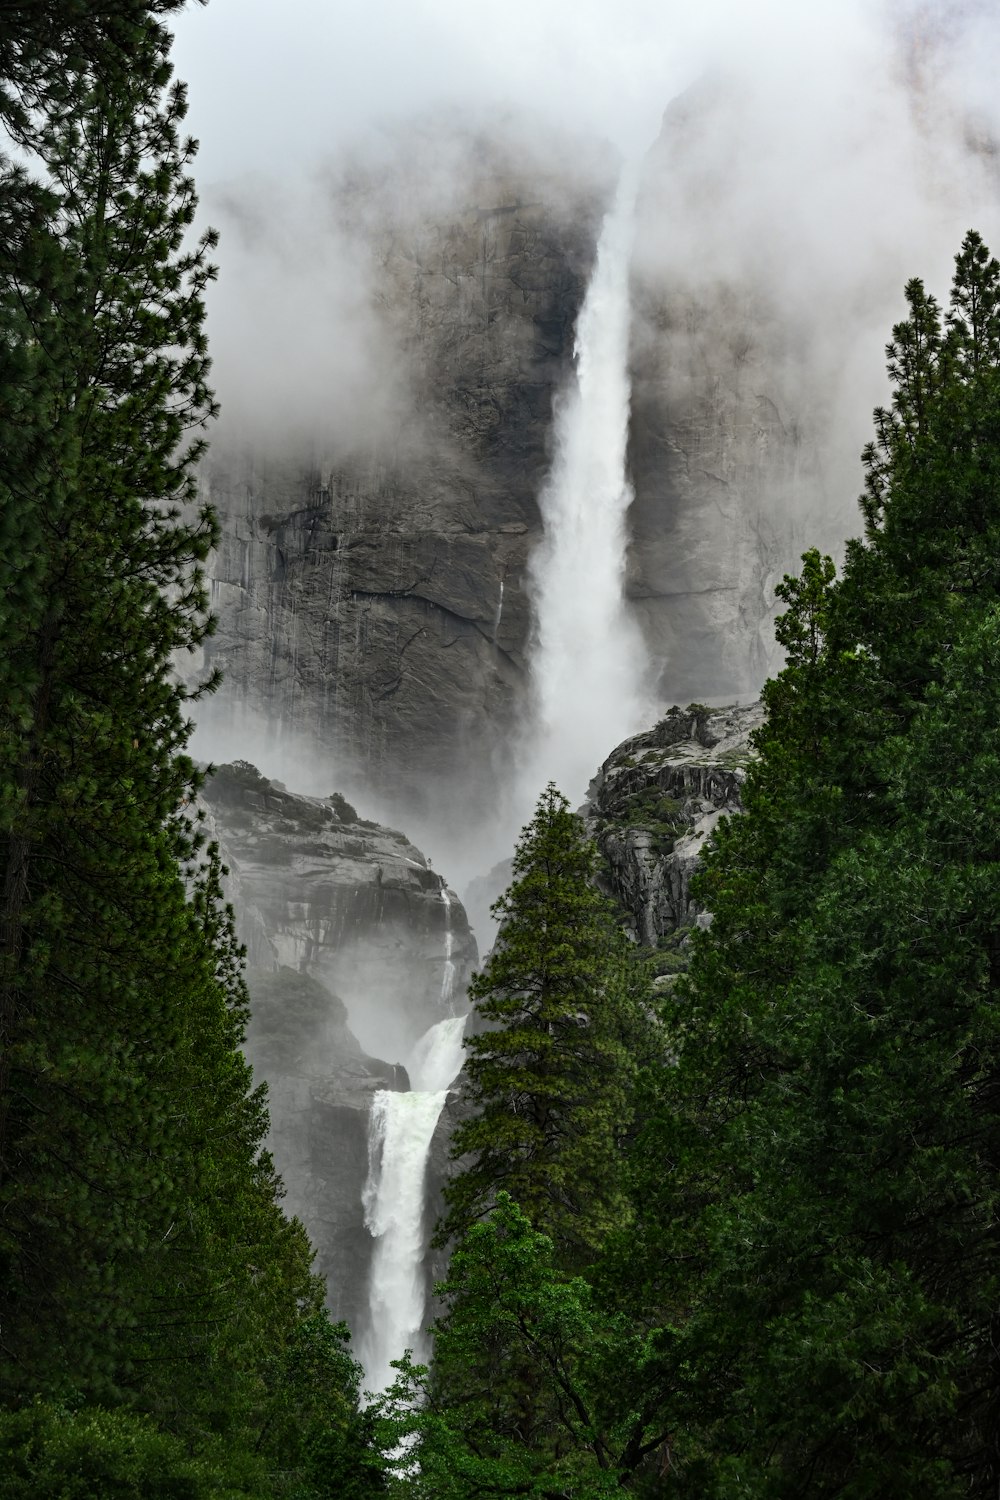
[629,233,1000,1493]
[0,9,349,1468]
[441,784,652,1268]
[394,794,664,1493]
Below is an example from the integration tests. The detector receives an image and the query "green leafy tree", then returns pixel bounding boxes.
[441,784,653,1268]
[0,1397,267,1499]
[255,1310,387,1498]
[381,1196,671,1499]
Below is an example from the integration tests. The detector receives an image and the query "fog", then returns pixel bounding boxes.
[173,0,1000,899]
[178,0,999,467]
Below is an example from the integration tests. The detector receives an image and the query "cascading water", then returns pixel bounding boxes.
[360,1014,467,1394]
[493,576,505,643]
[519,166,651,806]
[439,887,456,1007]
[360,171,650,1393]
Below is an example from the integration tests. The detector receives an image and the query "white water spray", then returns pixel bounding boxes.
[360,1014,467,1394]
[520,167,651,806]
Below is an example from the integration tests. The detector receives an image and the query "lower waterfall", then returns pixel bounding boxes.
[360,1014,467,1394]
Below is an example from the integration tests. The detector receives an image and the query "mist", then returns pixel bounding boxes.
[172,0,1000,901]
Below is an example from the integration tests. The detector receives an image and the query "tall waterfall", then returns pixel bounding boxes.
[360,1014,467,1394]
[519,166,650,805]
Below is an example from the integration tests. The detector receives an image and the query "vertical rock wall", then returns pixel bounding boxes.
[197,138,611,833]
[194,76,1000,837]
[626,84,843,704]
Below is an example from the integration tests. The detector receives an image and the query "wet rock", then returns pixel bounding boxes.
[584,701,763,946]
[203,760,477,1061]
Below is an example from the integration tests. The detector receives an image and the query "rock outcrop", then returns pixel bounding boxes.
[200,761,476,1331]
[584,701,762,948]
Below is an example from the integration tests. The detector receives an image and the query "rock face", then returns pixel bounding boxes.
[624,62,1000,705]
[626,84,838,706]
[241,966,402,1331]
[200,761,476,1333]
[193,69,1000,848]
[196,135,611,835]
[584,702,762,948]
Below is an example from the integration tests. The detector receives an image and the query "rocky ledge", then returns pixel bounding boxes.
[584,702,763,949]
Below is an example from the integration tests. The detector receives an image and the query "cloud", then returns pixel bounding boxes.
[176,0,1000,411]
[172,0,1000,850]
[201,172,412,455]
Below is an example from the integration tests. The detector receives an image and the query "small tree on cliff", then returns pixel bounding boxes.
[440,784,652,1267]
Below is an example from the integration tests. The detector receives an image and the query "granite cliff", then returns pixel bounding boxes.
[193,61,1000,848]
[196,131,610,835]
[626,83,845,706]
[193,113,830,841]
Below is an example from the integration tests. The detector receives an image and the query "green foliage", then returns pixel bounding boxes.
[256,1311,387,1498]
[624,231,1000,1493]
[0,1399,259,1499]
[379,1197,670,1498]
[0,1,201,146]
[616,787,687,860]
[0,10,388,1493]
[441,784,654,1266]
[420,794,665,1493]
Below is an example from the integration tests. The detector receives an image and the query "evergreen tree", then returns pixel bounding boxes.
[441,784,652,1267]
[405,793,662,1495]
[629,232,1000,1493]
[0,2,186,122]
[0,10,379,1484]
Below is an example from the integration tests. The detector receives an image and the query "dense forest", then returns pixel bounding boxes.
[4,5,1000,1497]
[0,6,383,1495]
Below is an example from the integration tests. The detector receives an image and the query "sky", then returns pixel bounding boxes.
[170,0,698,180]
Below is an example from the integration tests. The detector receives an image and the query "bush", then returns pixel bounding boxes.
[326,792,359,824]
[0,1401,261,1498]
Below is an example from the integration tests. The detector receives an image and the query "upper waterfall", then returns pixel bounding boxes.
[519,165,651,806]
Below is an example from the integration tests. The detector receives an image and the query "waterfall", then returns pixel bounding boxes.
[439,887,456,1009]
[360,1014,467,1394]
[493,576,505,643]
[520,166,650,804]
